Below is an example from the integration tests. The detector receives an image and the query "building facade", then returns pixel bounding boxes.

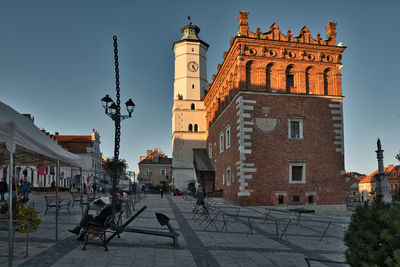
[171,23,209,189]
[203,12,346,211]
[137,149,172,186]
[55,129,103,189]
[359,165,400,202]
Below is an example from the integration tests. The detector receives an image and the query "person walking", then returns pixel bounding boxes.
[21,177,32,200]
[0,178,7,202]
[160,184,165,198]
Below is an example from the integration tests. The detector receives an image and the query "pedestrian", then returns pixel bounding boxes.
[68,193,123,241]
[21,177,32,200]
[92,183,97,194]
[196,184,206,207]
[142,184,146,199]
[0,177,7,202]
[83,183,87,193]
[160,184,165,198]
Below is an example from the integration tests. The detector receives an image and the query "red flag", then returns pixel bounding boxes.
[86,175,90,183]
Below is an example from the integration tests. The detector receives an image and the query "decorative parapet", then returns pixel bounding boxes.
[238,11,337,46]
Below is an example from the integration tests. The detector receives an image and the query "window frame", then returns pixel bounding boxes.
[219,131,224,153]
[226,165,231,186]
[288,117,303,140]
[225,124,231,149]
[289,162,306,184]
[208,143,212,158]
[160,169,166,176]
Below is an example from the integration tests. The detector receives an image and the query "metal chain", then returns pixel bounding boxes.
[113,35,121,161]
[112,35,121,214]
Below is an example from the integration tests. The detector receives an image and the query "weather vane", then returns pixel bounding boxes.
[187,15,192,25]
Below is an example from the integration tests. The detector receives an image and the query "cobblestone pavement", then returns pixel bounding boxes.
[0,192,350,266]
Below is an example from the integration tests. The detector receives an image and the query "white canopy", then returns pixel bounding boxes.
[0,101,84,167]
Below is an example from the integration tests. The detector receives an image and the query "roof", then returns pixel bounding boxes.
[54,135,93,153]
[138,156,172,165]
[193,148,215,172]
[359,165,397,184]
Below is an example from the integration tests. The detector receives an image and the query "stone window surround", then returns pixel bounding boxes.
[219,131,224,153]
[226,165,231,186]
[225,124,231,150]
[288,116,304,140]
[289,162,306,184]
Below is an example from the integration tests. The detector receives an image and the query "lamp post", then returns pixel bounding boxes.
[101,35,135,215]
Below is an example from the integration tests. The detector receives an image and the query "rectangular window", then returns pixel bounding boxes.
[208,143,212,158]
[278,195,284,204]
[225,125,231,149]
[222,174,225,185]
[288,117,303,139]
[226,165,231,186]
[290,121,300,138]
[160,169,166,176]
[219,131,224,153]
[289,162,306,184]
[308,195,314,204]
[292,195,300,202]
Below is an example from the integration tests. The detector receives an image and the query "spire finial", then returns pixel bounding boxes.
[187,15,192,25]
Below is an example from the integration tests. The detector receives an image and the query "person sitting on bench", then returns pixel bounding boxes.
[69,193,123,241]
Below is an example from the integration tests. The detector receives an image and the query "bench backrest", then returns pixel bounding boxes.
[71,192,82,199]
[45,195,58,202]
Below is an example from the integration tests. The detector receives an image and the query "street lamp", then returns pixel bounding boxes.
[101,35,135,215]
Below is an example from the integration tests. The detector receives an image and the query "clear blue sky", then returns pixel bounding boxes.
[1,0,399,175]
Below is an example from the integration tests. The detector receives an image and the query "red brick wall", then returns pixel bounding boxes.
[207,92,346,206]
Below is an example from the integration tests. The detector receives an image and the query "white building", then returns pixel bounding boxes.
[171,22,208,190]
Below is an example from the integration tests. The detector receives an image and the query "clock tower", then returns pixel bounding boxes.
[171,22,209,190]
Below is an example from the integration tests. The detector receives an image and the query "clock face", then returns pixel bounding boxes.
[187,61,199,72]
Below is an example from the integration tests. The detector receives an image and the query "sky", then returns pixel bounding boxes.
[1,0,399,175]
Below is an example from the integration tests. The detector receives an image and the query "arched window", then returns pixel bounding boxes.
[194,124,198,132]
[324,69,330,95]
[246,61,253,88]
[191,103,195,110]
[188,124,193,132]
[266,63,274,91]
[286,65,295,93]
[305,66,312,94]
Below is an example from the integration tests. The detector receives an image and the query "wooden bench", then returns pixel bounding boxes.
[44,195,71,215]
[70,192,83,207]
[81,211,123,251]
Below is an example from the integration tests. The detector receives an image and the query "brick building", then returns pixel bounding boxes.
[203,12,347,211]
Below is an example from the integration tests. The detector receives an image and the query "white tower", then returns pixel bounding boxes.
[172,23,208,190]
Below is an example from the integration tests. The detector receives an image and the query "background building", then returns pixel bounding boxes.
[204,12,346,211]
[138,148,172,186]
[55,129,103,189]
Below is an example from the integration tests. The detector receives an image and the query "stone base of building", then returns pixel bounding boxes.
[261,204,347,215]
[172,168,196,190]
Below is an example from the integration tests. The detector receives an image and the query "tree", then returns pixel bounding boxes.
[103,157,129,182]
[395,152,400,162]
[344,198,400,266]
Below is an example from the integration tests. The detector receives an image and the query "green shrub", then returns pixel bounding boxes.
[188,182,196,194]
[1,199,41,233]
[344,198,400,266]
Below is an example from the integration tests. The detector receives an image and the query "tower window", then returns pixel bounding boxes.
[194,124,198,132]
[266,63,274,90]
[246,61,253,88]
[324,69,330,95]
[305,67,312,94]
[192,48,194,52]
[286,65,295,93]
[188,124,193,132]
[192,84,195,89]
[191,103,195,110]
